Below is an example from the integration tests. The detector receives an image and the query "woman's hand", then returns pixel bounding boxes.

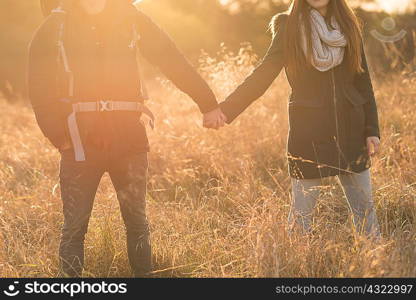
[366,136,381,157]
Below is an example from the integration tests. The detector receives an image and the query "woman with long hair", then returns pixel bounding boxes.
[219,0,381,236]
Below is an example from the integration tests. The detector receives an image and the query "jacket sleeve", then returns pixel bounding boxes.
[28,17,71,149]
[219,14,287,123]
[135,10,218,113]
[353,43,380,139]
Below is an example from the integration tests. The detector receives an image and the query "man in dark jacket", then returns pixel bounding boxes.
[28,0,225,277]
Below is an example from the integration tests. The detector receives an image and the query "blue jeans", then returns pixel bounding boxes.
[289,169,380,237]
[58,148,151,277]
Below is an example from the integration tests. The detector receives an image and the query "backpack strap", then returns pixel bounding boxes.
[53,1,74,98]
[130,16,149,101]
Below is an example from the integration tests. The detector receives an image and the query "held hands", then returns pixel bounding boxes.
[367,136,381,157]
[203,107,227,130]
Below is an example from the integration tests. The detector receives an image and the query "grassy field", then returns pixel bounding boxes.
[0,46,415,278]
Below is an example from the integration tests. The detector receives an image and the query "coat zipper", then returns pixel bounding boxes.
[331,68,341,172]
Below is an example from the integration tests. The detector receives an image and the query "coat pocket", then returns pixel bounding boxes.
[288,96,324,108]
[341,84,368,142]
[343,84,369,106]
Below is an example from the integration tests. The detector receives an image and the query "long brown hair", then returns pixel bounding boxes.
[282,0,364,78]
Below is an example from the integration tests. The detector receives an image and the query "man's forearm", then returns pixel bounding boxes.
[135,10,218,113]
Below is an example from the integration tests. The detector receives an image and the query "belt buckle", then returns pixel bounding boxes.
[99,100,113,112]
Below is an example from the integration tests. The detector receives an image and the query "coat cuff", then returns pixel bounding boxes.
[365,126,380,139]
[219,101,239,124]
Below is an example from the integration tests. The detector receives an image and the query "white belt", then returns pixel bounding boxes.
[67,100,155,162]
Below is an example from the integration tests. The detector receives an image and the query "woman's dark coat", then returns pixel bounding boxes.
[220,13,380,179]
[28,2,218,157]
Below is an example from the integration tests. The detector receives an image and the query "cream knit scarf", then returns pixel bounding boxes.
[301,9,347,72]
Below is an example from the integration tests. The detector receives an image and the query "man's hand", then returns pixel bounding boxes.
[203,108,227,130]
[367,136,381,157]
[59,140,72,152]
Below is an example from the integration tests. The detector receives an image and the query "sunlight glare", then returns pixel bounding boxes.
[377,0,414,13]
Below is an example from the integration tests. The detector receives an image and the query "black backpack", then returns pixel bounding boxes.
[39,0,149,100]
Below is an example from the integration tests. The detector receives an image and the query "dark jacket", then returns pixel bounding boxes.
[28,3,218,157]
[220,14,380,179]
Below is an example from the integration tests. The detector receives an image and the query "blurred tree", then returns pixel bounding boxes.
[138,0,288,56]
[0,0,43,99]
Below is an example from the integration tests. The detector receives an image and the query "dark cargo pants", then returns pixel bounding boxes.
[58,147,151,277]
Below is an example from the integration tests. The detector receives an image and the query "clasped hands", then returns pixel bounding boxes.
[203,107,227,130]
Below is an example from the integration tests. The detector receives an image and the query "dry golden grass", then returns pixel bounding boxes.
[0,46,415,278]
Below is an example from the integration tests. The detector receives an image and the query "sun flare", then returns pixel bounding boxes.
[377,0,415,13]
